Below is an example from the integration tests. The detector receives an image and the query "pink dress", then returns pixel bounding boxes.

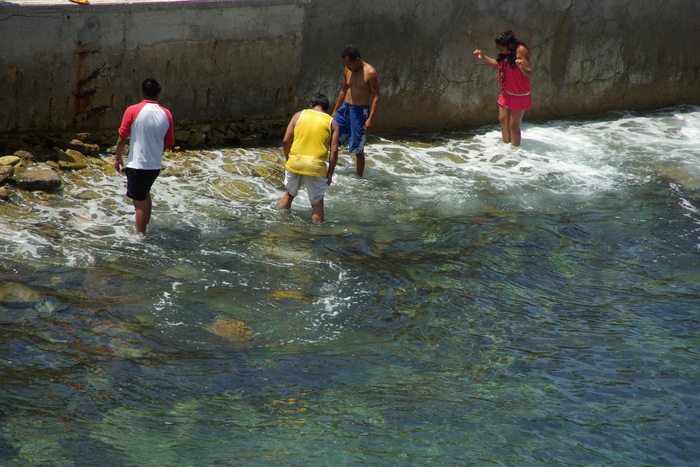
[497,60,532,111]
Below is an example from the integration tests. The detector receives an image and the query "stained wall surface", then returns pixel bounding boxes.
[1,0,698,134]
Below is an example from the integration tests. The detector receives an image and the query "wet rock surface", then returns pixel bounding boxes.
[0,121,286,200]
[13,167,62,192]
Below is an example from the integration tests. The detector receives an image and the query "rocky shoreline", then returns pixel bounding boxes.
[0,118,288,200]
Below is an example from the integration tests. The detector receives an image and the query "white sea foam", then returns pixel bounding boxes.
[0,106,698,267]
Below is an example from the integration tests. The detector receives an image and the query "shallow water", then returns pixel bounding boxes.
[1,106,699,465]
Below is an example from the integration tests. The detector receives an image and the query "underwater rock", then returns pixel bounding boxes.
[86,156,110,168]
[210,178,257,201]
[0,186,8,199]
[206,316,254,342]
[0,281,42,306]
[58,160,89,171]
[85,225,115,236]
[252,163,284,188]
[13,167,62,191]
[655,167,700,190]
[261,154,280,163]
[221,163,253,177]
[74,190,101,200]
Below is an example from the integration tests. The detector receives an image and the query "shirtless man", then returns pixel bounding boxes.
[332,45,380,177]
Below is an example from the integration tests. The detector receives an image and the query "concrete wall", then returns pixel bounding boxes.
[1,0,698,136]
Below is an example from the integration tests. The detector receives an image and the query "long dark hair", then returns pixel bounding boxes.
[495,30,527,68]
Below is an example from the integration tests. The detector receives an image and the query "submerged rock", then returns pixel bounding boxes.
[74,190,101,200]
[210,178,257,201]
[206,316,254,342]
[251,163,284,188]
[0,281,42,306]
[13,168,62,191]
[656,167,700,190]
[58,160,89,171]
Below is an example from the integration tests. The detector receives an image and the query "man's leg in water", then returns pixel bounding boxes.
[311,198,324,223]
[280,191,295,210]
[133,194,152,234]
[355,152,365,177]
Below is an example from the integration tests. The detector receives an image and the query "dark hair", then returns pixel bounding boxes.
[142,78,161,100]
[341,45,361,61]
[310,93,330,111]
[495,30,527,68]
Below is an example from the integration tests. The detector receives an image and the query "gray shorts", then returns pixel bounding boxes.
[284,170,328,205]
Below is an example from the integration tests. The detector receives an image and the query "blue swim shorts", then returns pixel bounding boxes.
[334,102,369,154]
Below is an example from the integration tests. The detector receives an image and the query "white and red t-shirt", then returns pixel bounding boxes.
[119,100,175,170]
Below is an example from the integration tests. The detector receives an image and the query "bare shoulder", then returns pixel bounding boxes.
[517,45,530,57]
[364,61,378,77]
[288,110,303,126]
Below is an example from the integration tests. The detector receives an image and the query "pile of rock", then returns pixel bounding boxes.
[0,117,288,200]
[0,137,111,199]
[174,117,287,148]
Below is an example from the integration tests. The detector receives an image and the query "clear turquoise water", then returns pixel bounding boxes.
[1,106,699,465]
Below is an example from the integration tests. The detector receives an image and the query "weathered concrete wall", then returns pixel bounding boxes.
[1,0,698,137]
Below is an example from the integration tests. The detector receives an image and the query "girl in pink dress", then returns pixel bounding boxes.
[473,30,532,147]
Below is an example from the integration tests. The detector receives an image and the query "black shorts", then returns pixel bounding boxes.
[125,168,161,201]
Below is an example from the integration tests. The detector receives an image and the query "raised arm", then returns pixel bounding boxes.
[473,49,499,68]
[515,45,532,77]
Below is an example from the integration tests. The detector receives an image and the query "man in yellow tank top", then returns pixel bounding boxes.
[279,94,339,223]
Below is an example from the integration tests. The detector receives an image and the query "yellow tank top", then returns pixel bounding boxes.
[285,109,333,177]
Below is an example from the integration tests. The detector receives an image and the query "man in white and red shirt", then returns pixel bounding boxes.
[114,78,175,234]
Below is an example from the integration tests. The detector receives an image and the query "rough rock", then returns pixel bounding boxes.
[174,129,191,142]
[74,190,101,200]
[0,155,21,166]
[187,131,207,147]
[59,148,86,163]
[13,150,35,162]
[13,168,62,191]
[237,133,262,148]
[59,160,89,171]
[67,139,101,156]
[0,165,14,184]
[56,148,88,170]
